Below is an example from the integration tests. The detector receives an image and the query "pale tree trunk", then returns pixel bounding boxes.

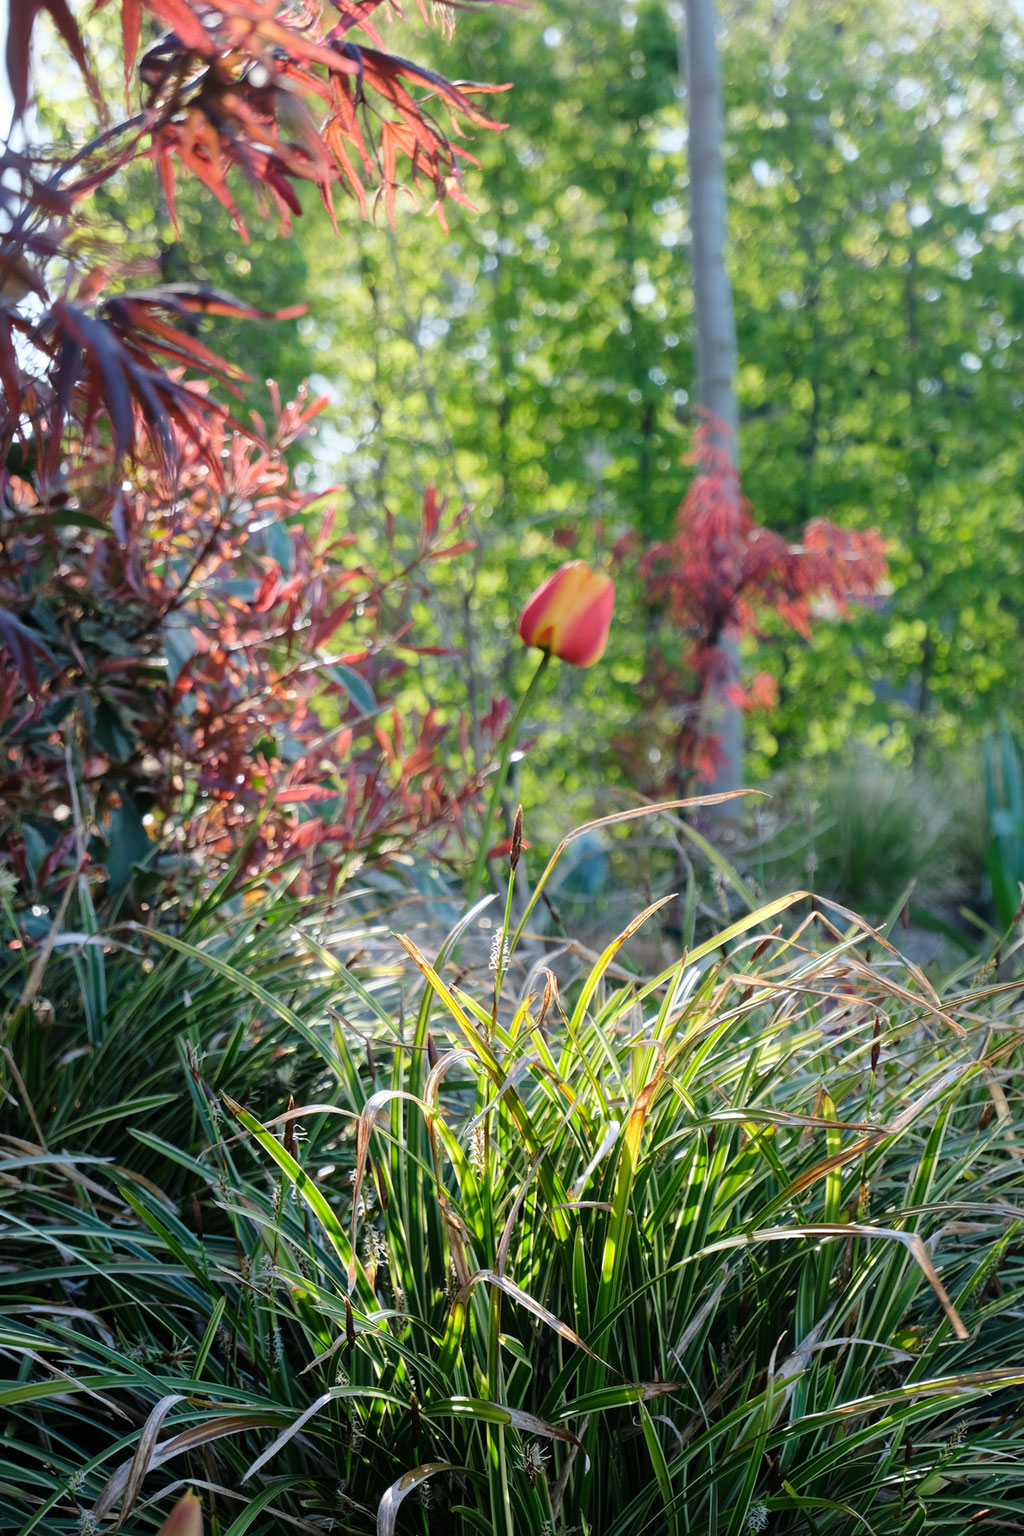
[682,0,743,807]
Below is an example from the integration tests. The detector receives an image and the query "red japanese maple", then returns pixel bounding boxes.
[638,417,887,787]
[2,1,508,472]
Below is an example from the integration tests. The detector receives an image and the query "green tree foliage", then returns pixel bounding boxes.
[729,0,1024,763]
[301,0,687,529]
[35,0,1020,806]
[293,0,696,821]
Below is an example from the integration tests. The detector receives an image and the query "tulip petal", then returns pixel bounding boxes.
[519,561,588,649]
[518,561,614,666]
[156,1491,203,1536]
[552,575,614,666]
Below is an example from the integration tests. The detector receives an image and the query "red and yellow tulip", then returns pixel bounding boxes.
[156,1491,203,1536]
[517,560,615,668]
[466,560,615,902]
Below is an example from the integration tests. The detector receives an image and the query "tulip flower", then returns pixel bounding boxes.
[517,560,615,668]
[156,1491,203,1536]
[465,561,615,906]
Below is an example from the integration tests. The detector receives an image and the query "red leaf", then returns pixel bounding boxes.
[122,284,300,323]
[374,725,393,760]
[486,835,532,860]
[276,786,335,804]
[6,0,97,120]
[37,830,77,888]
[422,485,440,541]
[142,0,217,55]
[122,0,142,95]
[288,818,325,850]
[328,0,387,46]
[402,744,436,776]
[0,323,22,422]
[251,565,281,613]
[428,539,475,561]
[0,612,57,698]
[313,602,354,648]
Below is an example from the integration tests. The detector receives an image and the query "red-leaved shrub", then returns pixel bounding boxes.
[0,0,509,901]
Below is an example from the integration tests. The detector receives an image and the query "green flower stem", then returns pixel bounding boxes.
[465,650,551,908]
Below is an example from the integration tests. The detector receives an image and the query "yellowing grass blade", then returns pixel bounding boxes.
[569,895,676,1031]
[395,933,501,1077]
[377,1463,456,1536]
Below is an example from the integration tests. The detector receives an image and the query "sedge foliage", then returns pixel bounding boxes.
[2,867,1024,1534]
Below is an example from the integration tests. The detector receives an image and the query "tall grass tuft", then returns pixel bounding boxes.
[757,755,982,922]
[2,851,1024,1533]
[984,723,1024,935]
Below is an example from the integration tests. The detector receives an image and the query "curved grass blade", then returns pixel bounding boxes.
[377,1462,457,1536]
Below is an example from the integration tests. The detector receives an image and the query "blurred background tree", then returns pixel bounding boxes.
[277,0,1023,802]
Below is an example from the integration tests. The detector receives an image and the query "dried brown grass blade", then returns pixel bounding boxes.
[91,1413,287,1520]
[454,1268,606,1362]
[780,1063,974,1201]
[109,1394,184,1532]
[623,1038,667,1158]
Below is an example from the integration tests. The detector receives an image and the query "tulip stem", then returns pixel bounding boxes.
[465,650,551,908]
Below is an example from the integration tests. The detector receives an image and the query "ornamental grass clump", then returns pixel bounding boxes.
[3,817,1024,1534]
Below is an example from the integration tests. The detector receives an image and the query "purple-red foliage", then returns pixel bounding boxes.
[636,417,887,786]
[0,1,509,898]
[0,397,493,893]
[1,0,508,472]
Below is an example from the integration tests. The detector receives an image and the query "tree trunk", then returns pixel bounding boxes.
[682,0,743,806]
